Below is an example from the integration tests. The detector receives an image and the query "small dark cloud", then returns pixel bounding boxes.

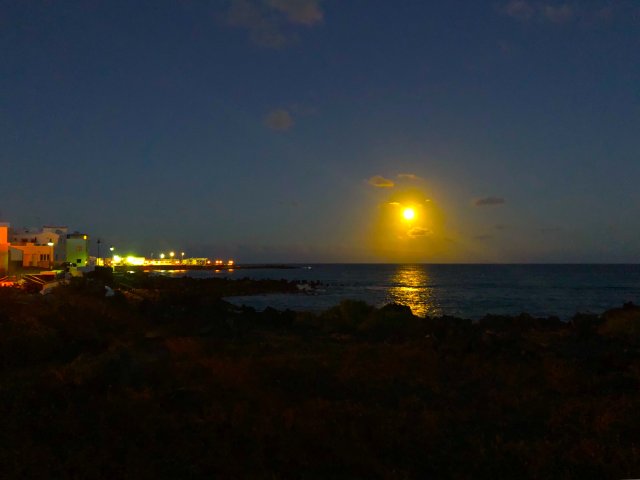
[266,0,323,26]
[501,1,619,26]
[593,6,614,22]
[264,109,294,131]
[227,0,287,48]
[474,197,505,207]
[503,0,535,20]
[408,227,432,238]
[367,175,395,188]
[226,0,323,48]
[542,4,574,24]
[498,40,517,55]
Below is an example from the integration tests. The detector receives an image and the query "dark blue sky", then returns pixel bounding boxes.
[2,0,639,262]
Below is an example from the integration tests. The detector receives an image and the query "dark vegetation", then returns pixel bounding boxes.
[1,275,640,479]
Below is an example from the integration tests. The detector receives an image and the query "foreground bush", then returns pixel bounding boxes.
[0,282,639,479]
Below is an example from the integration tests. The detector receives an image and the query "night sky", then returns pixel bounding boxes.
[2,0,639,262]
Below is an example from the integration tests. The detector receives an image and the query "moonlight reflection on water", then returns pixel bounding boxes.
[386,265,441,318]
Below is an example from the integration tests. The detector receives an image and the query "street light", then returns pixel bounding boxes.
[170,251,175,263]
[181,252,185,263]
[47,239,54,269]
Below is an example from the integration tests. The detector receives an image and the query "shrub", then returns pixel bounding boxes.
[318,300,374,333]
[358,303,419,339]
[599,303,640,339]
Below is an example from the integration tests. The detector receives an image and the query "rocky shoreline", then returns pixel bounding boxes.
[1,274,639,478]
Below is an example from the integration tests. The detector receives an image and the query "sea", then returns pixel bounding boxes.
[169,264,640,320]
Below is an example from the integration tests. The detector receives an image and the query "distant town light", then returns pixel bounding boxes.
[160,253,165,259]
[227,259,234,266]
[126,256,145,266]
[113,254,122,264]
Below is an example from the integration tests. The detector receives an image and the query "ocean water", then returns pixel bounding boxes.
[174,264,640,319]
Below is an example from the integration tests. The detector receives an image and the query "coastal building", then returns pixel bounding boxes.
[42,226,68,264]
[9,243,54,269]
[66,232,89,267]
[9,226,68,265]
[0,223,9,276]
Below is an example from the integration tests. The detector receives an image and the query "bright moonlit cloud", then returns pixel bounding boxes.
[397,173,422,181]
[408,227,432,238]
[474,196,505,207]
[367,175,395,188]
[264,109,294,131]
[368,187,454,262]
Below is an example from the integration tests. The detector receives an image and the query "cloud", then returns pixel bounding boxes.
[474,197,505,207]
[408,227,432,238]
[542,4,573,23]
[266,0,323,26]
[227,0,287,48]
[503,0,535,20]
[397,173,422,181]
[367,175,395,188]
[264,109,294,131]
[501,2,615,25]
[226,0,323,48]
[592,6,614,23]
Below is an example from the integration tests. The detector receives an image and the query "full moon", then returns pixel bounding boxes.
[403,208,415,220]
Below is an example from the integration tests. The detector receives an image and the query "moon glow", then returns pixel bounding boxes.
[403,208,415,220]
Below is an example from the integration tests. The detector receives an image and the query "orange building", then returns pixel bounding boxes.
[0,223,9,276]
[10,243,54,269]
